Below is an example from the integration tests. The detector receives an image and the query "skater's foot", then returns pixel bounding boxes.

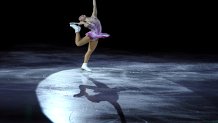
[81,66,92,72]
[81,63,92,72]
[69,23,81,33]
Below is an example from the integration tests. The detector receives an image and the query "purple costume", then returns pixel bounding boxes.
[86,16,110,40]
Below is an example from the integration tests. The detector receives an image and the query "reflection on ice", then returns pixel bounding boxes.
[36,68,129,123]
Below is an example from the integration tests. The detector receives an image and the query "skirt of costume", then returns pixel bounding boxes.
[86,31,110,41]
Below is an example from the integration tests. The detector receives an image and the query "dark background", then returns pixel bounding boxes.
[0,0,217,54]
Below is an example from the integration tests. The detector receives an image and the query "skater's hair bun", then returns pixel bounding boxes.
[79,15,86,21]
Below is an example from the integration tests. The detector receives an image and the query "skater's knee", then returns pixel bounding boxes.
[75,42,82,47]
[75,43,81,47]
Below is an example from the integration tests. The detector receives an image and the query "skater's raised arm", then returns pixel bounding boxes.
[91,0,97,17]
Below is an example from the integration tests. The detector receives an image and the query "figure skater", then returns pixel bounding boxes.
[69,0,110,72]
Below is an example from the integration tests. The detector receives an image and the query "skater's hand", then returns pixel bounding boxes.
[78,21,85,25]
[79,21,90,28]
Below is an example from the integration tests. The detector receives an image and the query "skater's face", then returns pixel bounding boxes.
[79,15,86,21]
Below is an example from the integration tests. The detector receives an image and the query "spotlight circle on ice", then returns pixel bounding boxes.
[36,68,131,123]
